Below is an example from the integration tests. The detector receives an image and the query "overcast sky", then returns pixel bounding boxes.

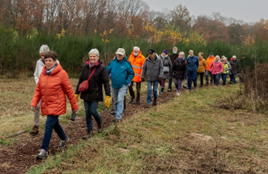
[144,0,267,23]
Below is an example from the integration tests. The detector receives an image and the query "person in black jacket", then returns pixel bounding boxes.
[230,55,239,84]
[75,48,111,139]
[171,52,187,96]
[168,46,178,91]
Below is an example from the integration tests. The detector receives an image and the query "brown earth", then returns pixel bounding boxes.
[0,89,179,174]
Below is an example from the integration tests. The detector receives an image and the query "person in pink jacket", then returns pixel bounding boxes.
[209,55,223,86]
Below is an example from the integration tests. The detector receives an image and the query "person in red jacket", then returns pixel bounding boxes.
[128,46,145,105]
[31,51,78,160]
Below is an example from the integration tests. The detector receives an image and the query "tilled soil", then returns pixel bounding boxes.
[0,90,178,174]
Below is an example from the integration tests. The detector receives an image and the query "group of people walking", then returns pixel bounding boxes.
[30,44,239,160]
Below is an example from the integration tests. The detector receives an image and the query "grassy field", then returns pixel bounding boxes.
[21,84,268,173]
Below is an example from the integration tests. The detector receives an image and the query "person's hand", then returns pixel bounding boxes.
[30,106,35,112]
[105,96,110,107]
[75,94,79,102]
[158,77,163,81]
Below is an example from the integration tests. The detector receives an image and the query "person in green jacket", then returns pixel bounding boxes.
[221,56,231,86]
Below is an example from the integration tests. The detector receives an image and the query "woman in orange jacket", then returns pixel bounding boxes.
[205,52,215,85]
[31,51,78,160]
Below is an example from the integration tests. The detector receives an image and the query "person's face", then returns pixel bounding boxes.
[116,54,125,60]
[133,49,139,55]
[149,53,155,59]
[215,57,220,61]
[89,54,99,64]
[45,58,56,70]
[162,52,167,57]
[189,51,194,57]
[209,54,213,58]
[223,59,227,63]
[173,48,178,53]
[179,54,184,58]
[40,53,45,61]
[198,53,202,58]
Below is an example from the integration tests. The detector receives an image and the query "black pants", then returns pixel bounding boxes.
[197,73,204,87]
[205,71,214,85]
[129,81,141,102]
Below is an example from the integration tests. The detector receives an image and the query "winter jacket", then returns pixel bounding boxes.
[209,61,223,75]
[142,55,164,81]
[230,60,239,74]
[160,54,172,79]
[107,57,134,89]
[75,61,110,102]
[128,51,146,82]
[34,58,60,84]
[206,56,215,71]
[197,57,207,73]
[222,62,231,74]
[170,53,178,64]
[171,58,187,80]
[31,64,78,116]
[186,56,199,72]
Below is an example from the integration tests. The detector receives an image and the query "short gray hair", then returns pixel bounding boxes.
[215,55,220,60]
[223,57,227,61]
[133,46,140,52]
[173,46,178,50]
[88,48,99,57]
[189,50,194,53]
[179,51,185,57]
[39,44,50,54]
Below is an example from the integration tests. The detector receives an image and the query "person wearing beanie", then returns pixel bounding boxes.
[168,46,178,91]
[186,50,199,91]
[205,52,215,86]
[159,49,172,94]
[197,52,207,88]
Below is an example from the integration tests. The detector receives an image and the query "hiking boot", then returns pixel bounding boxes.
[30,126,39,136]
[145,103,150,108]
[153,99,157,106]
[83,131,94,140]
[58,137,69,148]
[98,122,102,133]
[36,149,48,160]
[129,97,134,103]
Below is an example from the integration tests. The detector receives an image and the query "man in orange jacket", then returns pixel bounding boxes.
[128,46,146,105]
[205,52,215,85]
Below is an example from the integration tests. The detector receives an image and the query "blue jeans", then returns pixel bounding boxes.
[112,85,128,120]
[147,81,158,104]
[84,101,101,131]
[41,115,66,151]
[222,74,227,86]
[232,73,237,84]
[168,76,172,89]
[187,71,197,90]
[213,74,221,86]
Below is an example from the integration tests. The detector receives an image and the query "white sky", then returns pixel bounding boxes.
[144,0,267,23]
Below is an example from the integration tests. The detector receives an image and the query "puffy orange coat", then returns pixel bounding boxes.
[31,64,78,116]
[128,51,145,82]
[206,56,215,71]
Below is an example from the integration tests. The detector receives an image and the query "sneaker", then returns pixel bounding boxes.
[176,92,180,96]
[145,103,150,108]
[30,126,39,136]
[83,131,94,140]
[112,119,121,124]
[36,149,48,160]
[183,85,187,89]
[58,137,69,148]
[167,88,171,92]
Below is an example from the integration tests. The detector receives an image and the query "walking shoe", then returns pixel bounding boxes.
[30,126,39,136]
[153,99,157,106]
[167,88,172,92]
[183,85,187,89]
[129,97,134,103]
[36,149,48,160]
[83,131,94,140]
[110,111,116,115]
[58,137,69,148]
[176,92,180,96]
[112,118,121,123]
[135,101,140,105]
[145,103,151,108]
[98,122,102,133]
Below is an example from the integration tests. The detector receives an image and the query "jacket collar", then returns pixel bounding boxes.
[42,63,63,75]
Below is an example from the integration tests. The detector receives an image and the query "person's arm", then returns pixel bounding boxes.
[196,57,199,69]
[158,59,164,78]
[141,60,147,79]
[203,60,207,69]
[209,62,213,71]
[125,62,134,85]
[220,63,224,73]
[61,71,79,111]
[101,66,111,96]
[34,61,41,84]
[31,78,42,107]
[168,57,172,76]
[184,62,188,79]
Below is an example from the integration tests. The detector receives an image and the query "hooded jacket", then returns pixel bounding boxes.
[31,64,78,116]
[209,61,223,75]
[230,59,239,74]
[75,61,110,101]
[197,57,207,73]
[206,56,215,71]
[142,55,164,81]
[107,57,134,89]
[128,51,146,82]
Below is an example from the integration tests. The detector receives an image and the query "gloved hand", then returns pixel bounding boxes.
[75,94,79,102]
[105,96,110,107]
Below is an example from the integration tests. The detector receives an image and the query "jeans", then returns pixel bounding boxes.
[197,73,204,87]
[41,115,66,151]
[147,81,158,104]
[129,81,141,102]
[222,74,227,86]
[168,76,172,89]
[205,70,214,85]
[174,79,183,93]
[232,73,237,84]
[212,74,221,86]
[84,101,101,131]
[112,85,128,120]
[187,71,197,90]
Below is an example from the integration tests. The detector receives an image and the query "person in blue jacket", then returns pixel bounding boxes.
[186,50,199,91]
[107,48,134,122]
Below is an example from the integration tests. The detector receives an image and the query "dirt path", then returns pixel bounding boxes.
[0,90,178,174]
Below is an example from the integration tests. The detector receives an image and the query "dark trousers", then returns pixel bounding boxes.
[197,73,204,87]
[129,81,141,102]
[187,71,197,90]
[212,74,221,86]
[222,74,227,86]
[41,115,66,151]
[168,76,172,90]
[84,101,101,131]
[205,71,214,85]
